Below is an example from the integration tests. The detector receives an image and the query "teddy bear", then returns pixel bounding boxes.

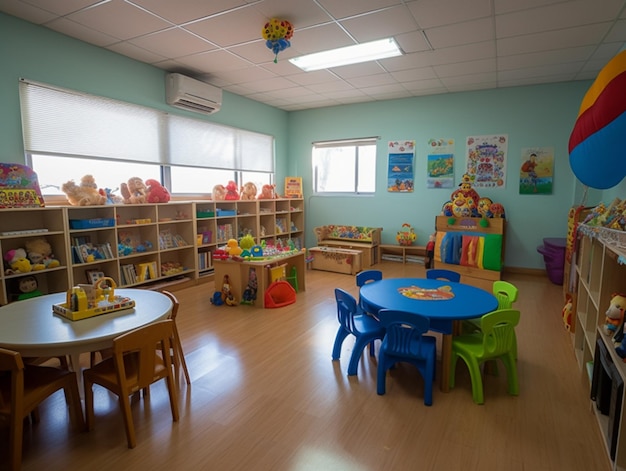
[61,174,107,206]
[225,180,239,200]
[212,184,226,201]
[605,293,626,337]
[120,177,147,204]
[258,183,277,199]
[24,238,60,271]
[240,182,257,200]
[145,179,171,203]
[4,248,32,274]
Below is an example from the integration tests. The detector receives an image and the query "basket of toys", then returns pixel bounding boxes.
[53,277,135,321]
[396,223,417,246]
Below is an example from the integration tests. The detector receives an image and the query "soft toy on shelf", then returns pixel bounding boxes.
[240,182,257,200]
[425,233,436,269]
[258,183,277,199]
[4,248,32,274]
[120,177,147,204]
[17,275,43,301]
[145,179,171,203]
[606,293,626,336]
[61,174,107,206]
[225,180,239,200]
[24,238,60,270]
[212,184,226,201]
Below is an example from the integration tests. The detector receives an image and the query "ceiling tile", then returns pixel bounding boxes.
[339,5,417,42]
[46,17,119,46]
[394,30,432,54]
[407,0,492,29]
[252,0,333,29]
[0,0,62,23]
[288,23,354,54]
[425,17,495,49]
[497,46,595,71]
[130,0,249,24]
[184,6,267,47]
[129,27,217,58]
[176,49,252,72]
[22,0,102,16]
[434,58,496,78]
[316,0,402,20]
[107,41,168,63]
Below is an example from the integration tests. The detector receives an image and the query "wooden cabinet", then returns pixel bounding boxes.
[573,228,626,470]
[0,198,304,304]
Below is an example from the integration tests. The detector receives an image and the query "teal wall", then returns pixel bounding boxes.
[3,12,620,270]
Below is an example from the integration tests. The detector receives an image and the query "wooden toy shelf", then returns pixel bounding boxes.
[378,244,426,264]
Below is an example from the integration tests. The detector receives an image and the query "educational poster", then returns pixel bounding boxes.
[426,138,455,188]
[387,140,415,192]
[465,134,507,189]
[519,146,554,194]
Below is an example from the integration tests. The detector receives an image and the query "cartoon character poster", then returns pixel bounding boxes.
[426,138,455,189]
[465,134,507,189]
[519,146,553,194]
[387,140,415,192]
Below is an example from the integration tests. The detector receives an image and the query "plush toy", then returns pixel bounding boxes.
[99,187,123,205]
[120,177,147,204]
[212,184,226,201]
[425,233,436,269]
[17,275,43,301]
[4,248,31,274]
[225,238,243,257]
[225,181,239,200]
[258,183,277,199]
[145,179,171,203]
[605,293,626,336]
[240,182,257,200]
[61,174,107,206]
[24,238,60,270]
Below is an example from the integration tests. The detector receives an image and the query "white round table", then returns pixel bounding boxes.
[0,289,172,369]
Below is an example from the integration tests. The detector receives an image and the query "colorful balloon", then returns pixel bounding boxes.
[261,18,293,63]
[568,50,626,189]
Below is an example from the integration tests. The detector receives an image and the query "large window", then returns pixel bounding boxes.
[19,79,274,197]
[312,138,377,194]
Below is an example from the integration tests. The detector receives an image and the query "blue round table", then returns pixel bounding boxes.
[360,278,497,391]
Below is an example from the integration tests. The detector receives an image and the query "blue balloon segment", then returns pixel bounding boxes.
[569,111,626,189]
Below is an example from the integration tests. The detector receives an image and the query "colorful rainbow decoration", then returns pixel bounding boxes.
[568,50,626,189]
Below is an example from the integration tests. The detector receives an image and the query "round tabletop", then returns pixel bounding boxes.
[360,278,498,333]
[0,288,173,357]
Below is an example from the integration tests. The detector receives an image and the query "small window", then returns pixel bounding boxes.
[312,138,377,194]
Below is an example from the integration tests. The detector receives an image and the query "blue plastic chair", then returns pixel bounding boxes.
[426,268,460,282]
[376,309,437,406]
[356,269,383,314]
[332,288,385,376]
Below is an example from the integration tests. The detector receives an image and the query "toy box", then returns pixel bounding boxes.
[309,246,362,275]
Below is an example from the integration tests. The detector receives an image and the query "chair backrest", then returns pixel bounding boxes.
[377,309,431,359]
[0,348,25,407]
[335,288,359,334]
[112,319,174,392]
[479,309,520,358]
[269,264,287,283]
[356,270,383,288]
[160,290,180,321]
[492,281,519,309]
[426,268,460,282]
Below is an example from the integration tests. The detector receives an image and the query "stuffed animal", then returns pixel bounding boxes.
[258,183,277,199]
[61,174,107,206]
[24,238,60,270]
[225,180,239,200]
[145,179,171,203]
[425,233,436,269]
[212,184,226,201]
[606,294,626,339]
[4,248,31,274]
[240,182,257,200]
[120,177,147,204]
[17,275,43,301]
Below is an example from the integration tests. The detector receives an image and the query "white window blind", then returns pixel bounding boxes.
[19,79,164,163]
[19,79,275,172]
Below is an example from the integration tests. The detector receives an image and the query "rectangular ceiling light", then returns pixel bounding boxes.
[289,37,403,72]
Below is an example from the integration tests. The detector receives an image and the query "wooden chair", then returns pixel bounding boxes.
[83,319,179,448]
[0,348,85,471]
[160,290,191,385]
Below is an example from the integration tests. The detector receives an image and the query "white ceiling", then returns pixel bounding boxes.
[2,0,625,111]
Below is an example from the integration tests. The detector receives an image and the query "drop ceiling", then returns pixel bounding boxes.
[1,0,625,111]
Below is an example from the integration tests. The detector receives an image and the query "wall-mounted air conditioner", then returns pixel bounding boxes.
[165,73,222,115]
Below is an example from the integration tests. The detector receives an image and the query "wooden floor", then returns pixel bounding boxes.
[1,262,610,471]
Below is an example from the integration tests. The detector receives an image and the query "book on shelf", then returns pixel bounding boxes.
[198,250,211,270]
[217,224,233,242]
[136,261,158,282]
[72,242,113,263]
[120,264,137,285]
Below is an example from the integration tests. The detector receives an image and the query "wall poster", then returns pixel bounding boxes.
[519,146,554,194]
[387,140,415,192]
[426,138,455,189]
[465,134,507,189]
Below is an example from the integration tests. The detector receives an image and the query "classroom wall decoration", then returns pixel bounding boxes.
[387,140,415,192]
[519,146,554,194]
[426,138,455,189]
[465,134,507,189]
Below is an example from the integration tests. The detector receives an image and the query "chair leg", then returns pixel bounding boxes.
[332,327,349,360]
[10,405,24,471]
[84,377,95,431]
[348,337,373,376]
[63,375,86,432]
[173,326,191,385]
[119,394,137,449]
[466,356,485,405]
[377,356,388,395]
[165,374,180,422]
[502,353,519,396]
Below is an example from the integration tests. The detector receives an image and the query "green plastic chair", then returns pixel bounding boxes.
[462,280,518,333]
[286,265,298,292]
[449,308,520,404]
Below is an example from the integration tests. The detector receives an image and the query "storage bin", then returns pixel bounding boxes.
[196,210,215,218]
[216,209,236,216]
[69,218,115,229]
[537,237,566,285]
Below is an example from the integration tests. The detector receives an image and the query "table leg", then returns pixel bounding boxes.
[440,333,451,392]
